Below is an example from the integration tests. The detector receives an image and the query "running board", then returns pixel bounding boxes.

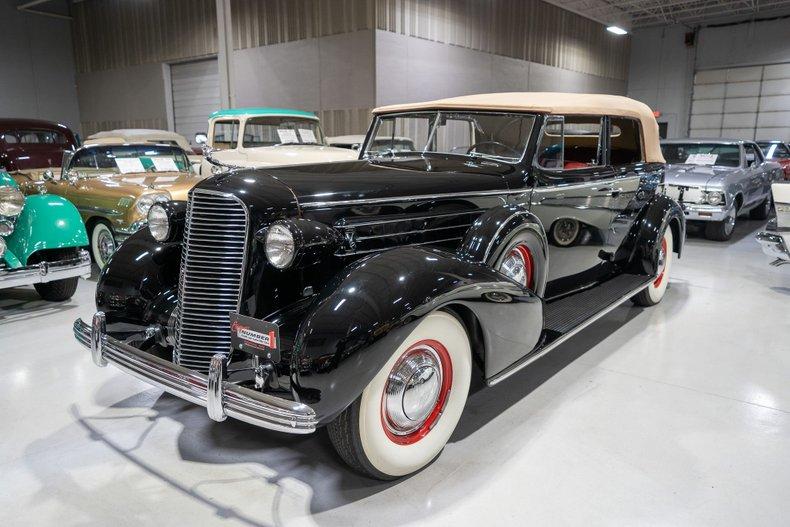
[486,274,652,386]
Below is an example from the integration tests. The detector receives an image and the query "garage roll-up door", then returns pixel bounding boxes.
[171,59,220,147]
[690,63,790,141]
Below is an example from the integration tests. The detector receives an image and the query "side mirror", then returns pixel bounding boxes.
[195,133,208,146]
[42,169,55,182]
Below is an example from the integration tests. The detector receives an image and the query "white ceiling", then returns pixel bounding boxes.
[547,0,790,28]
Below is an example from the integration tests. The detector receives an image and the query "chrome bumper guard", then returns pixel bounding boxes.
[756,231,790,266]
[73,313,317,434]
[1,249,91,289]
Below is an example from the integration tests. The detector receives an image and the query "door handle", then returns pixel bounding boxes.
[597,187,622,196]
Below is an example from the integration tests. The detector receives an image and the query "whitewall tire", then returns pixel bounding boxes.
[633,226,673,306]
[91,221,117,270]
[328,310,472,479]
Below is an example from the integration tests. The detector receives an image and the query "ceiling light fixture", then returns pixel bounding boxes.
[606,26,628,35]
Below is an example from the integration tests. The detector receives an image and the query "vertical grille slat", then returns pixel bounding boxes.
[175,190,248,372]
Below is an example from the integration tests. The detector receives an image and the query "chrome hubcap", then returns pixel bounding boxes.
[555,219,578,244]
[384,344,443,435]
[98,231,116,261]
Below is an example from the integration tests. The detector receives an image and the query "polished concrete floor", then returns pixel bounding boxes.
[2,218,789,526]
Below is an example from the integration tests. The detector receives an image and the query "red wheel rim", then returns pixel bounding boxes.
[380,339,453,445]
[653,237,668,288]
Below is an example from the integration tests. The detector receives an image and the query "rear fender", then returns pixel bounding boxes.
[290,246,542,423]
[5,194,88,266]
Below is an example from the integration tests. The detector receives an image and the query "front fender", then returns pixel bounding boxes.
[5,194,88,266]
[624,194,685,276]
[290,246,542,424]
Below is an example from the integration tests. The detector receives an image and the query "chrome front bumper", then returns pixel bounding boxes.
[0,249,91,289]
[756,231,790,265]
[73,313,317,433]
[680,203,729,222]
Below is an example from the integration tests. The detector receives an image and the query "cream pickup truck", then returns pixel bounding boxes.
[197,107,356,175]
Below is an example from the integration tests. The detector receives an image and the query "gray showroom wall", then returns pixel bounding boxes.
[627,17,790,138]
[0,1,80,131]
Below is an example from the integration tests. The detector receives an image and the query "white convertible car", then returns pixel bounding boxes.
[757,182,790,266]
[197,107,355,175]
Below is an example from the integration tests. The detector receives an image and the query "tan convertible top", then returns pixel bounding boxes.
[374,92,664,163]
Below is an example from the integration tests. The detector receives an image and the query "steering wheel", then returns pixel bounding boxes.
[467,141,520,157]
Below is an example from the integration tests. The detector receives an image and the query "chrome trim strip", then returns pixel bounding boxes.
[487,279,653,386]
[301,188,528,209]
[335,209,484,228]
[532,174,642,194]
[0,249,91,289]
[74,317,317,433]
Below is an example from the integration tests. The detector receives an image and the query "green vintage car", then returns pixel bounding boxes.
[1,169,91,301]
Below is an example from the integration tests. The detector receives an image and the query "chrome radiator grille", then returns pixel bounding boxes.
[175,189,248,372]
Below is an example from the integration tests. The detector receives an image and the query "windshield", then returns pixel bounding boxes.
[661,143,741,167]
[364,111,536,162]
[242,117,325,147]
[69,144,190,175]
[758,142,790,160]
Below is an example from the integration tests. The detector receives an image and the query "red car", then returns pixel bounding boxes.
[758,140,790,180]
[0,118,79,179]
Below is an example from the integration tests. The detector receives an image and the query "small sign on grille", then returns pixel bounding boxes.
[229,312,281,362]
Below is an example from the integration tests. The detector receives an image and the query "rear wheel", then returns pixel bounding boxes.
[704,207,736,241]
[632,227,673,307]
[327,311,471,479]
[31,248,80,302]
[749,196,772,220]
[90,221,116,269]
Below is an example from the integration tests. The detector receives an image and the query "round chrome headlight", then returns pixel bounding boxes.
[265,223,296,269]
[0,186,25,217]
[135,192,170,215]
[148,204,170,241]
[706,192,723,206]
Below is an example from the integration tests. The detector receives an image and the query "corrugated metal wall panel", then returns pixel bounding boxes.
[73,0,217,73]
[231,0,376,49]
[375,0,629,80]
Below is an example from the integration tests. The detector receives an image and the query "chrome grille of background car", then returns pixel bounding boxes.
[174,189,248,372]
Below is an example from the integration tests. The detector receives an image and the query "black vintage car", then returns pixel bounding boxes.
[75,93,685,479]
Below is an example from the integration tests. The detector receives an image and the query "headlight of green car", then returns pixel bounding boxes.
[0,186,25,217]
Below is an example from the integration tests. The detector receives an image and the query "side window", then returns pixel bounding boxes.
[536,115,603,171]
[744,144,762,167]
[212,120,239,150]
[610,117,643,166]
[1,133,18,144]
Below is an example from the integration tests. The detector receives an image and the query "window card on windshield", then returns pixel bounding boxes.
[685,153,718,165]
[277,129,299,144]
[298,128,317,143]
[115,157,145,173]
[151,157,179,172]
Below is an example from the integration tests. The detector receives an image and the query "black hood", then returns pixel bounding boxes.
[218,155,518,210]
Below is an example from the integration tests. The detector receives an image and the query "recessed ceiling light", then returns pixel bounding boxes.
[607,26,628,35]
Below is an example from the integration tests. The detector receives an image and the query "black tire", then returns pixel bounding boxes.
[29,248,80,301]
[34,277,79,302]
[749,197,772,220]
[704,208,736,241]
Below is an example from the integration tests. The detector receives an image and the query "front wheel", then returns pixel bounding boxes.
[30,248,80,301]
[327,311,472,479]
[749,196,772,220]
[632,227,673,307]
[90,221,117,269]
[704,206,736,241]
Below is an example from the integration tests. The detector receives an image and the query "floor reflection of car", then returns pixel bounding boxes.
[328,134,416,152]
[757,140,790,180]
[661,139,783,241]
[18,141,205,268]
[0,118,79,181]
[196,107,356,175]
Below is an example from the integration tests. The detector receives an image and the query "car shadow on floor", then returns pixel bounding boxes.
[685,217,767,245]
[62,299,656,522]
[0,287,81,322]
